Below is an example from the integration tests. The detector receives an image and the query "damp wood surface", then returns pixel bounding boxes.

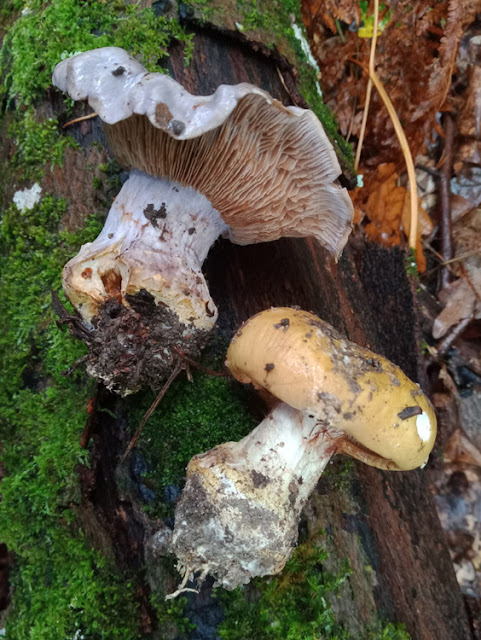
[8,19,473,640]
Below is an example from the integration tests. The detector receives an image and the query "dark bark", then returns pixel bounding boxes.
[44,21,473,640]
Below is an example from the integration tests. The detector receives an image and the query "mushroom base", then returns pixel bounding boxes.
[76,289,211,395]
[170,403,341,593]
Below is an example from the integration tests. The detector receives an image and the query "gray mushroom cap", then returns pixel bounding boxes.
[52,47,270,138]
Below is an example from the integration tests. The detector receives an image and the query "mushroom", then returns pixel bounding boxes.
[52,47,353,394]
[169,307,437,594]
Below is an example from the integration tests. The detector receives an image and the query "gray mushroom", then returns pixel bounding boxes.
[53,47,354,394]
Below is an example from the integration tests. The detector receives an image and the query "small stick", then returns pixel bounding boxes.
[173,346,230,378]
[439,114,455,290]
[441,249,481,266]
[437,314,474,357]
[51,291,92,341]
[80,396,97,449]
[165,568,199,601]
[63,112,98,128]
[276,67,295,103]
[120,361,184,464]
[61,354,89,378]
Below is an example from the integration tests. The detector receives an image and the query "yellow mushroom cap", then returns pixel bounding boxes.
[226,307,437,471]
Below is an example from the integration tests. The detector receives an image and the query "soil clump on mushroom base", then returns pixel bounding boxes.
[76,290,211,393]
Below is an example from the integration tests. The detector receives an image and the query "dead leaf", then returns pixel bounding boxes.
[444,429,481,467]
[303,0,479,168]
[453,208,481,276]
[351,163,432,271]
[451,195,477,223]
[434,207,481,338]
[302,0,360,31]
[433,277,480,339]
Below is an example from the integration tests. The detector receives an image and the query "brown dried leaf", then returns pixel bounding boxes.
[450,195,477,223]
[301,0,360,30]
[433,276,481,339]
[303,0,479,168]
[444,429,481,467]
[351,164,432,271]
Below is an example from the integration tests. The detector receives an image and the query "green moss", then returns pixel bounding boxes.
[277,0,354,171]
[372,623,411,640]
[9,108,78,182]
[0,193,192,637]
[150,591,194,638]
[0,0,194,182]
[323,456,355,492]
[1,387,141,639]
[0,2,198,634]
[403,247,419,278]
[217,541,411,640]
[0,195,95,392]
[0,193,139,638]
[128,355,257,516]
[0,0,193,108]
[217,542,351,640]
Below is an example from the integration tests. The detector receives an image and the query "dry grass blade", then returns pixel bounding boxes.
[350,59,418,251]
[63,112,98,128]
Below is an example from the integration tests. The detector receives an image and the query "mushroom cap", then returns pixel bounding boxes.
[226,307,437,471]
[52,47,353,257]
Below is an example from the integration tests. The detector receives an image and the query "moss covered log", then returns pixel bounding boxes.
[0,1,471,639]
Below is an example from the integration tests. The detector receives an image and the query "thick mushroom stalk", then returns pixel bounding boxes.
[52,48,354,394]
[66,170,226,327]
[64,170,226,392]
[168,307,437,594]
[170,402,343,594]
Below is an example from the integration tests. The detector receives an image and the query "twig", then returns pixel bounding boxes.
[442,249,481,265]
[276,67,295,103]
[436,314,474,357]
[80,396,97,449]
[61,354,88,377]
[439,113,455,289]
[165,567,200,601]
[173,346,230,378]
[120,360,185,464]
[349,58,418,252]
[422,243,455,279]
[51,290,92,341]
[63,112,98,128]
[354,0,379,172]
[424,241,481,269]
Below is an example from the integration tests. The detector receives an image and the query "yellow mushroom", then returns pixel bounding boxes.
[169,307,437,596]
[227,307,436,471]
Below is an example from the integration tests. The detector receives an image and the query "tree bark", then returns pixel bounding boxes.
[1,6,474,640]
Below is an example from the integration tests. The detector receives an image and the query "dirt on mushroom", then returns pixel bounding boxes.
[168,307,437,595]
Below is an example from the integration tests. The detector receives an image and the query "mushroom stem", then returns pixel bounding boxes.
[63,169,227,393]
[170,402,343,594]
[65,168,227,326]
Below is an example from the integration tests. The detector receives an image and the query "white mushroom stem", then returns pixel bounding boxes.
[63,169,228,330]
[170,402,344,595]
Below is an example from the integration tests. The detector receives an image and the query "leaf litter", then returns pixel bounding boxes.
[303,0,481,613]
